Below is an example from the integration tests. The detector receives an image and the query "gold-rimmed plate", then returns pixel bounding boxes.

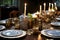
[0,25,5,30]
[1,30,23,37]
[50,22,60,26]
[0,30,26,38]
[56,18,60,21]
[0,20,6,24]
[41,29,60,38]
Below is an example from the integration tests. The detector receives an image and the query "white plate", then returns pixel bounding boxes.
[1,30,23,37]
[0,20,6,24]
[41,29,60,38]
[0,25,5,30]
[58,16,60,18]
[56,18,60,20]
[19,15,28,21]
[0,30,26,38]
[50,22,60,26]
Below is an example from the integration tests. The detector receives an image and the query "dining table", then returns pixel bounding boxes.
[0,11,60,40]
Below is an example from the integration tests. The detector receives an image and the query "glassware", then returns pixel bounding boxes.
[12,17,20,24]
[14,23,20,29]
[27,29,33,35]
[28,13,33,29]
[32,18,40,33]
[12,17,20,29]
[32,25,39,33]
[6,18,12,29]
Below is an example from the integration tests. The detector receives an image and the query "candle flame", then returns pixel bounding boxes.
[44,3,46,12]
[40,5,42,14]
[54,3,56,6]
[25,3,27,6]
[44,3,46,6]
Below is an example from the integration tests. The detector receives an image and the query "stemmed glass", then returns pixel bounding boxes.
[6,17,20,29]
[12,17,20,29]
[27,17,40,35]
[6,18,13,29]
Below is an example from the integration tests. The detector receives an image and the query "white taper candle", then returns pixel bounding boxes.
[24,3,27,18]
[52,3,53,9]
[48,3,51,11]
[40,5,42,15]
[44,3,46,12]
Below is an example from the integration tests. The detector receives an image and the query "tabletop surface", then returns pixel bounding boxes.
[0,13,60,40]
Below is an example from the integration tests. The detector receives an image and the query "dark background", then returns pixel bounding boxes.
[24,0,54,13]
[0,0,56,20]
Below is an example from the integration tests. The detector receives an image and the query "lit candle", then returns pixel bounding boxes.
[48,3,51,11]
[44,3,46,12]
[54,3,56,6]
[24,3,27,18]
[49,3,51,7]
[40,5,42,15]
[54,3,57,10]
[52,3,55,12]
[52,3,53,9]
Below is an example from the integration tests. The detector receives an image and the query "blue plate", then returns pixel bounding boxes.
[1,30,23,37]
[46,30,60,37]
[0,20,6,24]
[41,29,60,38]
[0,25,5,30]
[51,22,60,26]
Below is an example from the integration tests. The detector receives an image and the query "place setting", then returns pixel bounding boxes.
[50,16,60,27]
[50,22,60,27]
[0,1,60,40]
[0,29,26,38]
[0,25,6,31]
[0,20,6,24]
[0,18,27,39]
[56,16,60,21]
[41,29,60,38]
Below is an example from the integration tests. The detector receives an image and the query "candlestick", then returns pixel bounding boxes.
[44,3,46,12]
[24,3,27,18]
[40,5,42,15]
